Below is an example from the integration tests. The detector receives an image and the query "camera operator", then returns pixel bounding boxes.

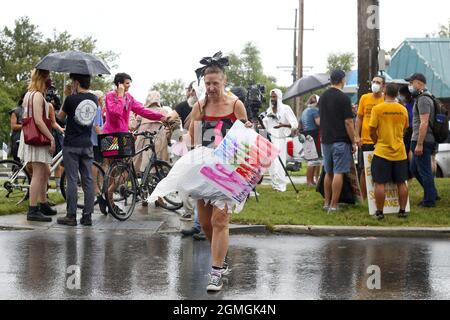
[262,88,298,192]
[246,84,266,122]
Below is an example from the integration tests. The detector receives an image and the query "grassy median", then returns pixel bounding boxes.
[233,179,450,228]
[0,191,65,216]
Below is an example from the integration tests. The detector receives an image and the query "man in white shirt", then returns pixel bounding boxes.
[263,89,299,192]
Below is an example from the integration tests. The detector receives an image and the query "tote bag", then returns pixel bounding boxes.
[23,92,52,146]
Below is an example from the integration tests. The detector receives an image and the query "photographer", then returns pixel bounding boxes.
[263,88,298,192]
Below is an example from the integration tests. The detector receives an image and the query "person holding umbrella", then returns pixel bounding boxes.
[57,73,99,226]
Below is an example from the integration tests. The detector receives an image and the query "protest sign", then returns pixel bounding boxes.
[303,136,318,161]
[200,121,280,204]
[364,151,410,215]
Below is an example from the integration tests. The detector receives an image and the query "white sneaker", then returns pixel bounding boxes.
[206,272,223,292]
[220,263,231,277]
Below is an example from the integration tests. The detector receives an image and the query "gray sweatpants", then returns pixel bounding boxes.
[63,146,95,217]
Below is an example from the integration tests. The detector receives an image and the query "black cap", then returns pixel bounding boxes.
[405,73,427,84]
[330,69,346,83]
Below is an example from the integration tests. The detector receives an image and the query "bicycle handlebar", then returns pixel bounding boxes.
[133,131,158,139]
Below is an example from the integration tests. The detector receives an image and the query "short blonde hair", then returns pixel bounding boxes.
[28,69,50,93]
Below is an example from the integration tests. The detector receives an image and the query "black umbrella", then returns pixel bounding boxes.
[282,73,330,102]
[35,50,111,75]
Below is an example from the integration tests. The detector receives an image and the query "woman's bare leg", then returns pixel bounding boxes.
[197,200,213,241]
[210,206,230,268]
[30,163,50,206]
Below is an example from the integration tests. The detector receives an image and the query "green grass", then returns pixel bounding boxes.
[0,191,65,216]
[232,179,450,228]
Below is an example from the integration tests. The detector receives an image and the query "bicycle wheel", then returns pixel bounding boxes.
[103,161,137,221]
[60,161,105,209]
[146,162,183,211]
[0,160,31,205]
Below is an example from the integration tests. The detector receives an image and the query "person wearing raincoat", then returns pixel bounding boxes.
[262,88,299,192]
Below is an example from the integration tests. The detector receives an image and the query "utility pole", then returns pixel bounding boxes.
[358,0,380,100]
[297,0,304,82]
[277,0,312,116]
[295,0,305,117]
[293,9,298,82]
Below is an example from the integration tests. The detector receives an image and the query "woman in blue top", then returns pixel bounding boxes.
[300,95,322,186]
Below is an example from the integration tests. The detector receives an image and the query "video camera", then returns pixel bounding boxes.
[45,85,61,111]
[246,84,266,120]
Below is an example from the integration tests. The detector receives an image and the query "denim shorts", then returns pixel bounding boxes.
[322,142,353,174]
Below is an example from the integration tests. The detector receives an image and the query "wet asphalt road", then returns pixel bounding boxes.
[0,229,449,300]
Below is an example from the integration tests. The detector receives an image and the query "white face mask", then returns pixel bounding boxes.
[372,83,381,93]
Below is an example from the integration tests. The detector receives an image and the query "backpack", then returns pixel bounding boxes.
[417,92,449,144]
[316,170,355,205]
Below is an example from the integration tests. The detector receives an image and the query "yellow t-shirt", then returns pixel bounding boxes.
[358,93,385,145]
[369,102,409,162]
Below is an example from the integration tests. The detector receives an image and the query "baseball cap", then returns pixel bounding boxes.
[330,69,346,83]
[405,73,427,84]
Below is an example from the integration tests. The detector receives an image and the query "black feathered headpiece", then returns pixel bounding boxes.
[195,51,229,84]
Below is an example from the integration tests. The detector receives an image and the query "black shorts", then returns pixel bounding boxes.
[358,144,375,172]
[371,155,409,184]
[93,146,103,164]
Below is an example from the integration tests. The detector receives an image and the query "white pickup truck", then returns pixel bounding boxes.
[286,135,305,172]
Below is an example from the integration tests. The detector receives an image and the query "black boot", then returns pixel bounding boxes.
[57,216,77,226]
[80,214,92,226]
[27,206,52,223]
[39,202,57,216]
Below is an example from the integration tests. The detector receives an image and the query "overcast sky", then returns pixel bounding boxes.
[1,0,449,102]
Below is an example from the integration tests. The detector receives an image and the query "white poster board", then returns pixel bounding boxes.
[364,151,410,215]
[2,142,8,160]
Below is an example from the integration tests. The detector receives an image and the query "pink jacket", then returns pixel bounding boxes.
[103,91,164,134]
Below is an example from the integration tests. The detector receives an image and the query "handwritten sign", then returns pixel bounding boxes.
[364,151,410,215]
[200,121,280,204]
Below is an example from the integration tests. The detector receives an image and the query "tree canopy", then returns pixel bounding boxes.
[0,16,119,145]
[326,52,355,73]
[150,79,186,108]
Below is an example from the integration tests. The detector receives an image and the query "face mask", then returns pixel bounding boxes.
[408,85,416,95]
[397,96,406,103]
[371,84,381,93]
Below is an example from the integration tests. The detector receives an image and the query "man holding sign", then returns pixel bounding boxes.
[369,84,410,220]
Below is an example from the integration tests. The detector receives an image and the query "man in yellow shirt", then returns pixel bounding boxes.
[369,84,409,221]
[355,76,385,200]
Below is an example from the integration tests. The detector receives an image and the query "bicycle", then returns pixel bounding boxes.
[0,150,104,208]
[102,128,183,221]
